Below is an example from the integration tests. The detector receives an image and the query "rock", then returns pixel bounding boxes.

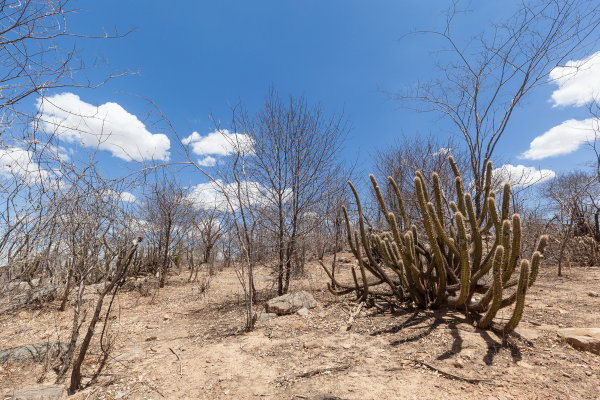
[297,307,309,316]
[257,312,277,321]
[513,326,540,341]
[308,395,342,400]
[110,348,141,363]
[292,321,309,331]
[588,291,600,298]
[453,359,465,368]
[303,339,323,349]
[4,385,65,400]
[0,342,67,365]
[558,328,600,354]
[265,291,317,315]
[516,361,534,369]
[163,314,172,321]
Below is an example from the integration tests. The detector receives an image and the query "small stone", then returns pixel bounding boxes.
[303,339,323,349]
[145,336,157,342]
[296,307,309,316]
[453,359,464,368]
[163,314,171,321]
[342,343,352,349]
[516,361,533,369]
[588,291,600,298]
[292,321,309,331]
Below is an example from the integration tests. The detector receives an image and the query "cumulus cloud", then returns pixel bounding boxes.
[432,147,452,157]
[37,93,170,161]
[521,118,598,160]
[187,180,291,212]
[182,130,254,156]
[0,146,52,183]
[550,51,600,107]
[492,164,556,188]
[197,156,217,167]
[119,191,137,203]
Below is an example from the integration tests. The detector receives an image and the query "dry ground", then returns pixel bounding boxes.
[1,254,600,400]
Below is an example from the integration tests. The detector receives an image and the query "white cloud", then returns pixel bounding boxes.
[37,93,170,161]
[521,118,598,160]
[492,164,556,188]
[197,156,217,167]
[432,147,452,157]
[550,51,600,107]
[187,180,291,212]
[0,146,51,183]
[119,191,137,202]
[182,129,254,156]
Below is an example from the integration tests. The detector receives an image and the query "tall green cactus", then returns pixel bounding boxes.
[322,156,548,335]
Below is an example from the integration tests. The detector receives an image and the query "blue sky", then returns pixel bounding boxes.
[15,1,600,199]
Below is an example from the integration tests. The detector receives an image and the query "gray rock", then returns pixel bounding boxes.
[257,312,277,321]
[0,342,67,365]
[558,327,600,354]
[110,348,141,363]
[297,307,309,316]
[265,291,317,315]
[513,326,541,341]
[4,385,65,400]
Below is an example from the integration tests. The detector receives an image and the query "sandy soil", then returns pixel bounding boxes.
[1,255,599,400]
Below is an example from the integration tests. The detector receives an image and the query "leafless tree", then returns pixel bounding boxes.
[543,170,599,275]
[234,88,350,295]
[139,170,193,288]
[398,0,600,215]
[372,134,470,228]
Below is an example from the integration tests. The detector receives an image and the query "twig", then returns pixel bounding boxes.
[294,364,351,379]
[169,347,182,374]
[391,359,491,384]
[345,302,364,331]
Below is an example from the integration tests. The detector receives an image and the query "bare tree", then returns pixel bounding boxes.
[235,88,350,295]
[398,0,600,215]
[140,171,193,288]
[373,133,470,228]
[543,170,599,275]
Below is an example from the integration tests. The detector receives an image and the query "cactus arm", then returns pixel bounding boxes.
[388,176,410,229]
[496,259,530,335]
[448,212,471,307]
[504,214,521,281]
[476,246,505,328]
[501,183,511,222]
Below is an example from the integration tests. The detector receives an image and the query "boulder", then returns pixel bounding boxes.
[265,291,317,315]
[0,342,67,365]
[3,385,65,400]
[558,328,600,354]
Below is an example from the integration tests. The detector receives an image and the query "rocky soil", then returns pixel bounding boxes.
[1,255,599,399]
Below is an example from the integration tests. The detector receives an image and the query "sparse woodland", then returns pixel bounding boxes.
[1,0,600,399]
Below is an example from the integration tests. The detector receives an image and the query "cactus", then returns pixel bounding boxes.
[321,156,548,335]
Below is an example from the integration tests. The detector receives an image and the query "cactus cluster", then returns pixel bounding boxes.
[322,156,548,334]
